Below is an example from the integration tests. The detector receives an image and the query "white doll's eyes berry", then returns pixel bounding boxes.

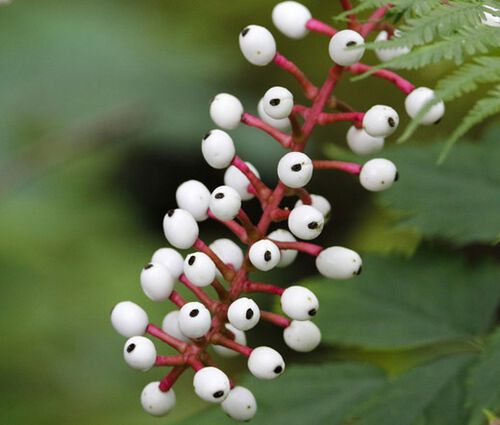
[141,382,176,417]
[316,246,362,279]
[249,239,281,271]
[210,93,244,130]
[183,252,216,287]
[161,311,189,342]
[239,25,277,66]
[277,151,313,188]
[178,302,212,339]
[221,386,257,421]
[263,86,294,119]
[482,5,500,27]
[175,180,210,221]
[123,336,157,371]
[363,105,399,137]
[346,126,385,156]
[193,367,230,403]
[111,301,149,338]
[227,297,261,331]
[359,158,398,192]
[288,204,324,240]
[213,324,247,358]
[247,346,285,380]
[375,30,410,63]
[163,208,199,249]
[283,320,321,352]
[258,97,291,131]
[140,262,175,302]
[224,161,260,201]
[201,129,236,169]
[209,185,242,222]
[151,248,184,279]
[280,285,319,320]
[328,29,365,66]
[294,194,332,220]
[209,238,244,274]
[405,87,445,125]
[272,1,312,39]
[267,228,298,268]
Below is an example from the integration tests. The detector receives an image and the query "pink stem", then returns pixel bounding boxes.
[159,365,187,392]
[155,355,187,366]
[306,18,337,37]
[194,238,235,282]
[208,209,248,243]
[237,208,258,232]
[273,52,318,99]
[360,5,392,37]
[147,324,188,353]
[211,279,229,300]
[292,187,312,205]
[169,291,186,308]
[211,334,253,357]
[241,112,292,148]
[245,281,284,296]
[271,240,324,256]
[316,111,365,126]
[313,160,362,175]
[188,357,205,372]
[260,311,291,328]
[232,156,272,199]
[270,208,290,222]
[257,183,287,233]
[179,274,217,309]
[340,0,358,29]
[347,63,415,95]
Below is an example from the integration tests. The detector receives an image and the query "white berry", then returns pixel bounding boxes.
[193,367,230,403]
[249,239,281,271]
[294,194,331,220]
[482,5,500,27]
[210,93,244,130]
[175,180,210,221]
[257,97,291,131]
[272,1,312,39]
[227,297,261,331]
[375,30,410,62]
[363,105,399,137]
[328,29,365,66]
[209,185,242,221]
[161,311,189,342]
[359,158,398,192]
[268,229,298,268]
[281,285,319,320]
[213,324,247,358]
[288,205,324,240]
[151,248,184,279]
[405,87,445,125]
[201,129,236,169]
[346,126,384,156]
[263,86,294,119]
[247,346,285,380]
[221,386,257,421]
[239,25,277,66]
[111,301,149,337]
[209,238,244,274]
[277,152,313,188]
[283,320,321,352]
[140,262,175,302]
[183,252,216,287]
[224,161,260,201]
[316,246,362,279]
[141,382,176,417]
[163,209,199,249]
[178,302,211,339]
[123,336,156,371]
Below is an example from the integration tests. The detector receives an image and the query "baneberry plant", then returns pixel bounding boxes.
[110,1,444,421]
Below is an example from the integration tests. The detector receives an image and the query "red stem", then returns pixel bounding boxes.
[232,156,272,200]
[241,113,292,148]
[179,274,217,309]
[159,365,187,392]
[271,240,323,256]
[244,281,285,296]
[208,209,248,243]
[260,311,291,328]
[270,208,290,222]
[211,280,229,300]
[169,291,186,308]
[273,52,318,99]
[194,238,235,282]
[361,5,392,37]
[155,355,187,366]
[211,334,253,357]
[347,63,414,95]
[291,187,312,205]
[147,324,188,353]
[317,111,364,127]
[188,357,205,371]
[306,18,337,37]
[313,160,362,175]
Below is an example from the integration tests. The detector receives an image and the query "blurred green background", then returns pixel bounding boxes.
[0,1,498,425]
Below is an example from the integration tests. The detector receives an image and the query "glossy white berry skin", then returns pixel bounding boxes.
[213,324,247,358]
[257,97,291,131]
[141,382,176,417]
[328,30,365,66]
[210,93,244,130]
[151,248,184,279]
[224,162,260,201]
[209,238,244,275]
[249,239,281,271]
[175,180,210,222]
[294,194,331,220]
[281,285,319,320]
[178,302,212,339]
[405,87,445,125]
[209,185,242,221]
[123,336,157,371]
[161,311,189,342]
[283,320,321,352]
[221,386,257,421]
[140,263,175,302]
[183,252,216,287]
[482,5,500,27]
[227,297,261,331]
[316,246,362,279]
[201,129,236,169]
[268,229,298,268]
[193,367,230,403]
[272,1,312,39]
[111,301,149,337]
[375,30,410,62]
[263,86,294,119]
[247,346,285,380]
[277,152,313,189]
[346,126,384,156]
[363,105,399,137]
[163,209,199,249]
[239,25,277,66]
[359,158,398,192]
[288,205,324,240]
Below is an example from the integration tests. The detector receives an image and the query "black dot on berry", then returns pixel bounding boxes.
[126,343,136,353]
[291,163,302,172]
[203,131,211,140]
[241,27,250,37]
[264,250,272,262]
[308,308,317,317]
[274,365,283,374]
[394,171,399,182]
[434,118,442,125]
[308,221,319,230]
[188,256,196,266]
[346,40,357,46]
[356,266,363,275]
[189,309,199,317]
[270,98,281,106]
[167,209,175,217]
[246,308,254,320]
[215,192,225,199]
[388,117,396,127]
[144,263,154,270]
[213,391,225,399]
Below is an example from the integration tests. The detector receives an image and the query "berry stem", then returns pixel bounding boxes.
[147,324,188,353]
[241,112,292,148]
[273,52,318,99]
[312,160,362,175]
[231,156,272,200]
[211,279,229,300]
[211,334,253,357]
[306,18,337,37]
[208,209,248,243]
[316,111,364,126]
[270,208,290,222]
[289,187,312,205]
[360,5,392,37]
[179,274,218,309]
[194,238,235,282]
[159,365,187,392]
[257,182,287,234]
[270,240,324,256]
[260,311,291,328]
[340,0,358,29]
[155,355,187,366]
[346,63,415,94]
[169,291,186,308]
[244,281,284,296]
[188,357,205,371]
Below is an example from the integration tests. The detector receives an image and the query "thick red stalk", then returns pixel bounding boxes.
[347,63,415,95]
[179,274,217,310]
[273,52,318,99]
[208,209,248,243]
[316,111,364,126]
[159,365,187,392]
[194,238,235,281]
[232,156,272,200]
[211,334,253,357]
[147,324,188,353]
[260,311,291,328]
[306,18,337,37]
[313,160,362,175]
[244,281,285,296]
[241,113,292,148]
[361,5,392,37]
[271,240,324,257]
[155,355,187,367]
[168,291,186,308]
